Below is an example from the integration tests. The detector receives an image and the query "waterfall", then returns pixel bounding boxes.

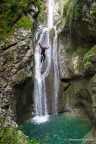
[34,28,49,116]
[48,0,54,29]
[33,0,59,123]
[48,0,59,114]
[33,28,49,123]
[53,26,59,114]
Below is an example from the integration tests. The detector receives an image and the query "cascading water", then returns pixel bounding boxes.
[48,0,59,114]
[33,0,59,123]
[33,28,49,123]
[48,0,54,29]
[53,26,59,114]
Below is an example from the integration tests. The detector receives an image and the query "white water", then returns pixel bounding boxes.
[48,0,59,114]
[48,0,54,29]
[32,115,49,124]
[34,28,49,116]
[33,0,59,123]
[53,26,59,114]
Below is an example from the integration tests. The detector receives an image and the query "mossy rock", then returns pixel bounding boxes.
[89,74,96,106]
[57,0,64,15]
[0,116,39,144]
[0,0,45,41]
[58,82,70,112]
[64,0,83,25]
[12,69,27,86]
[15,16,33,30]
[84,45,96,70]
[0,127,39,144]
[68,53,84,76]
[90,3,96,15]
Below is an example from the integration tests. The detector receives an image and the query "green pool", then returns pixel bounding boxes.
[20,114,92,144]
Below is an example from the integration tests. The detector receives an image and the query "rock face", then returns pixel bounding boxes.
[15,77,34,123]
[0,28,34,123]
[58,0,96,128]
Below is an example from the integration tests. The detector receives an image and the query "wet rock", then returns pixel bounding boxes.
[0,27,34,123]
[75,89,95,124]
[12,69,27,86]
[89,75,96,117]
[59,106,73,113]
[68,55,81,75]
[58,39,71,79]
[90,74,96,94]
[15,77,34,123]
[57,0,96,137]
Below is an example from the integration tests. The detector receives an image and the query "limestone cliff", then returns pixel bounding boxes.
[0,0,45,127]
[58,0,96,141]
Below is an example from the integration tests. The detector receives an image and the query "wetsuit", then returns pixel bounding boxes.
[39,43,48,63]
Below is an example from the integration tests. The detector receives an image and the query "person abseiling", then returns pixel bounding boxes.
[39,43,48,63]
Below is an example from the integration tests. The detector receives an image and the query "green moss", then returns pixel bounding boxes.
[85,45,96,56]
[0,115,39,144]
[76,47,88,56]
[65,85,74,96]
[64,0,83,26]
[13,70,27,85]
[84,57,92,69]
[66,47,73,55]
[84,45,96,69]
[15,16,33,30]
[76,57,84,72]
[60,39,70,45]
[37,2,45,22]
[0,0,45,41]
[90,4,96,15]
[57,0,63,15]
[63,0,96,30]
[0,127,39,144]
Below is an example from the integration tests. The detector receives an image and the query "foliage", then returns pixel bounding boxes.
[0,115,40,144]
[90,3,96,15]
[0,0,45,41]
[63,0,96,27]
[57,0,63,15]
[15,16,33,30]
[84,45,96,69]
[76,56,84,72]
[84,55,92,69]
[0,127,40,144]
[64,0,82,26]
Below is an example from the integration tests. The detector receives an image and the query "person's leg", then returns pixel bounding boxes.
[43,52,45,62]
[41,49,45,62]
[41,56,43,63]
[43,49,45,62]
[41,49,46,63]
[41,49,43,62]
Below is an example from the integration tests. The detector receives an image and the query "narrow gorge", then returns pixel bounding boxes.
[0,0,96,144]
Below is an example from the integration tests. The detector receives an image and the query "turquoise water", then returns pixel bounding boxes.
[20,114,92,144]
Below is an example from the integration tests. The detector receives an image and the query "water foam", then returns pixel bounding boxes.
[32,115,49,124]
